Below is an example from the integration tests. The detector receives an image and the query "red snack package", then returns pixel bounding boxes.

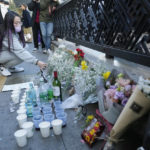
[81,117,105,147]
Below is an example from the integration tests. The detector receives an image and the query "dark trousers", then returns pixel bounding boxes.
[32,22,45,49]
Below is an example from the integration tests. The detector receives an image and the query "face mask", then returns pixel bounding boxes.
[5,5,9,9]
[14,25,21,33]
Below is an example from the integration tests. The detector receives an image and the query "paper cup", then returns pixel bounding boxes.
[17,109,27,115]
[11,94,19,104]
[51,119,63,135]
[19,106,26,110]
[20,98,26,103]
[16,114,27,128]
[22,95,26,99]
[39,122,50,138]
[22,122,34,138]
[20,102,25,106]
[14,129,27,147]
[56,112,67,126]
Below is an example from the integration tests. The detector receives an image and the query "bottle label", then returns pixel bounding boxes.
[53,86,60,96]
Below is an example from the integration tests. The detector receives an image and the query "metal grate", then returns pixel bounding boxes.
[54,0,150,67]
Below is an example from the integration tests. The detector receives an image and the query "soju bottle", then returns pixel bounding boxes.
[52,71,62,101]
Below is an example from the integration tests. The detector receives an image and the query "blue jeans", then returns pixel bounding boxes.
[40,22,53,50]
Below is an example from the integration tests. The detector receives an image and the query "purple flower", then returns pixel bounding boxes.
[121,97,128,106]
[114,91,125,100]
[110,85,117,89]
[125,85,131,92]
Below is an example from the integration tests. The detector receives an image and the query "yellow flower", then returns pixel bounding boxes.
[82,65,88,70]
[87,115,94,120]
[103,71,111,80]
[81,60,87,66]
[86,115,94,123]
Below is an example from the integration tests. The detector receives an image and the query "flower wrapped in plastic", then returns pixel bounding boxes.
[96,69,137,124]
[73,62,106,104]
[47,48,74,90]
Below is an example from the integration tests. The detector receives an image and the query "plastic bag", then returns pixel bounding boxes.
[62,94,83,109]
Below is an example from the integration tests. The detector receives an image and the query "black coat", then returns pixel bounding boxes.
[28,0,40,26]
[0,6,4,25]
[22,10,31,28]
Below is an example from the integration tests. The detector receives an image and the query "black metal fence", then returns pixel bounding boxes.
[53,0,150,67]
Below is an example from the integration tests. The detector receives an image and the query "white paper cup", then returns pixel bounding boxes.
[39,121,50,138]
[16,114,27,128]
[51,119,63,135]
[11,94,19,104]
[17,109,27,116]
[20,102,25,107]
[19,106,26,110]
[14,129,27,147]
[22,95,26,99]
[22,122,34,138]
[20,98,26,103]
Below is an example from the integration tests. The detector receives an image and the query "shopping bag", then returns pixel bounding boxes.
[24,27,32,43]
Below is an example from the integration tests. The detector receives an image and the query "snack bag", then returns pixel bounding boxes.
[81,117,105,146]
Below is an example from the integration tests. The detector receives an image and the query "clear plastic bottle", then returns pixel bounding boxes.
[28,83,37,106]
[39,78,48,103]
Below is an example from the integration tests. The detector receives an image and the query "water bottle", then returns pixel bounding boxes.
[39,78,48,103]
[27,83,37,106]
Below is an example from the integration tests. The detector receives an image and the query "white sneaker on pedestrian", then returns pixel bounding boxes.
[33,48,38,52]
[43,49,47,54]
[47,49,52,55]
[9,67,24,73]
[0,66,11,76]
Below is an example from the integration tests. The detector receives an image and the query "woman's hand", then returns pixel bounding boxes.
[37,61,47,69]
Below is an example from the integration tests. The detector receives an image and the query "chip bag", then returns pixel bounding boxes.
[81,117,105,147]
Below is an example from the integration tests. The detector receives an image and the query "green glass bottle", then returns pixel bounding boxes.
[52,71,62,101]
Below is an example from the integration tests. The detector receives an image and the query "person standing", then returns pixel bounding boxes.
[0,0,4,25]
[20,4,32,43]
[28,0,45,52]
[40,0,58,54]
[20,4,31,28]
[0,0,9,25]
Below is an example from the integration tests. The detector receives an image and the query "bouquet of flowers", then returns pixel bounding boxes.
[47,48,74,89]
[103,71,136,109]
[138,76,150,99]
[109,76,150,142]
[95,69,136,124]
[73,61,106,104]
[74,48,85,67]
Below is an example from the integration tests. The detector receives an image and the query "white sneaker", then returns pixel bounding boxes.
[9,67,24,73]
[33,48,38,52]
[43,49,47,54]
[47,49,52,55]
[0,66,11,76]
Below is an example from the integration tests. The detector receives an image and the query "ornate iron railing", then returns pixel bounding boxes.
[53,0,150,67]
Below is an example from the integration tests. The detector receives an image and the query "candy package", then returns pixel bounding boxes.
[81,117,105,147]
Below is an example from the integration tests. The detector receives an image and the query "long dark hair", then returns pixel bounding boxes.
[0,11,25,52]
